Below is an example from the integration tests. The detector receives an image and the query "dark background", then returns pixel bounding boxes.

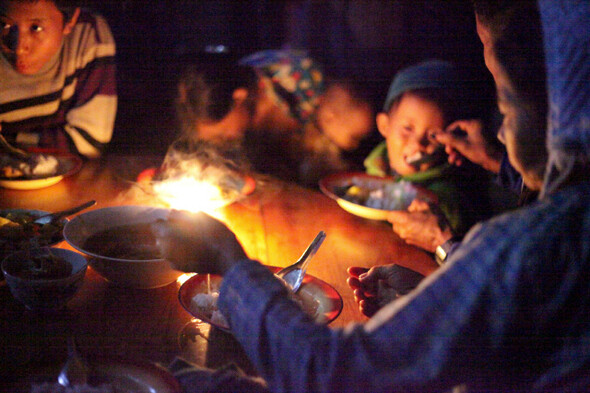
[88,0,494,155]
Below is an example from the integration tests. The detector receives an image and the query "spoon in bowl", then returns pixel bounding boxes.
[0,133,30,161]
[34,200,96,225]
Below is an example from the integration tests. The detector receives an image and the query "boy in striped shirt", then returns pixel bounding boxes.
[0,0,116,158]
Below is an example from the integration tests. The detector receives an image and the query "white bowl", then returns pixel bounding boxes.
[63,206,178,289]
[2,247,87,311]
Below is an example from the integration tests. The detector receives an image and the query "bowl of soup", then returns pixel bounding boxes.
[2,247,87,311]
[63,206,179,288]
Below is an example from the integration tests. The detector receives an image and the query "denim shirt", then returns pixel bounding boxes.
[219,182,590,391]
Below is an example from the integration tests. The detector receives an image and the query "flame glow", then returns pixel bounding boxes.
[176,272,197,286]
[153,176,233,214]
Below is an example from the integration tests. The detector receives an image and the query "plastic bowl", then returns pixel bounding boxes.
[2,247,87,311]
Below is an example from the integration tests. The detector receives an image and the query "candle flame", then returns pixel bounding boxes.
[153,176,233,214]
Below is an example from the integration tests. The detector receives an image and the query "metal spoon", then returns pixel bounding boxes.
[405,145,446,168]
[276,231,326,292]
[57,336,88,388]
[0,133,30,161]
[34,200,96,225]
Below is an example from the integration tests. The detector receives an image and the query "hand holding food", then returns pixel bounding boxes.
[387,200,453,253]
[151,210,247,275]
[433,119,502,173]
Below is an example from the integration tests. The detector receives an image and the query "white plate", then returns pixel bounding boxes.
[0,154,82,190]
[319,172,436,221]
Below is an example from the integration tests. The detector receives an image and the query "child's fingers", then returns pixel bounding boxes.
[408,199,430,212]
[387,210,410,225]
[347,276,362,291]
[347,266,369,278]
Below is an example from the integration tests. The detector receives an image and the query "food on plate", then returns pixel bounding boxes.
[10,250,72,280]
[192,290,230,328]
[0,153,59,179]
[335,178,418,211]
[0,211,65,256]
[190,277,230,328]
[190,275,319,330]
[82,223,161,260]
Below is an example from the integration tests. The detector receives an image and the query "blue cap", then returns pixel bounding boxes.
[383,59,459,112]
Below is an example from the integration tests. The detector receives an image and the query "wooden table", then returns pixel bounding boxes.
[0,152,437,384]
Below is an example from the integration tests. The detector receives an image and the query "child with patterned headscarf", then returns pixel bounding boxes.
[176,49,374,187]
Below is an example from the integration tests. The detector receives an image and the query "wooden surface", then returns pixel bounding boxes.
[0,152,437,383]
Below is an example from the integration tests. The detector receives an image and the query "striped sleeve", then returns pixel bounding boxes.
[62,12,117,158]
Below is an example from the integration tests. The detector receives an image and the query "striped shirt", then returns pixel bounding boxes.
[0,11,116,158]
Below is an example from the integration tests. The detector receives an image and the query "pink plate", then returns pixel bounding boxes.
[178,266,343,332]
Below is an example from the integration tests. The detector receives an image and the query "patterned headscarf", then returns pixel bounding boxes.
[239,50,325,124]
[539,1,590,196]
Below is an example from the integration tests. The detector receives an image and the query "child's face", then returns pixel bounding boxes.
[0,0,76,75]
[316,86,374,151]
[376,93,445,176]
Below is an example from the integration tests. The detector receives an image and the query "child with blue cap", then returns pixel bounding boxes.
[365,59,496,249]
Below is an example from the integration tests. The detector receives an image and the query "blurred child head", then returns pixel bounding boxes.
[0,0,80,75]
[177,51,375,150]
[315,80,374,151]
[175,53,259,143]
[376,60,465,176]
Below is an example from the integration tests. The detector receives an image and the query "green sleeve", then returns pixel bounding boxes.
[364,142,390,177]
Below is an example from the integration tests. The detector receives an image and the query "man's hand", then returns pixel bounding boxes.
[433,119,503,173]
[347,264,425,317]
[387,200,453,253]
[151,210,247,275]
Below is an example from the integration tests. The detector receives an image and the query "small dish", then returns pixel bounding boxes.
[2,247,87,311]
[178,266,343,332]
[0,153,82,190]
[0,209,67,262]
[319,172,436,221]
